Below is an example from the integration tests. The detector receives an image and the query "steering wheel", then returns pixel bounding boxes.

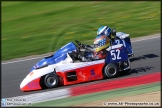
[75,40,82,47]
[75,40,88,59]
[75,40,86,49]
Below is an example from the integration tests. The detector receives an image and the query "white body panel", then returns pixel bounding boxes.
[20,53,73,88]
[55,59,105,72]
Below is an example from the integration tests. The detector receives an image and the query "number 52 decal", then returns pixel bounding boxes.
[110,49,121,60]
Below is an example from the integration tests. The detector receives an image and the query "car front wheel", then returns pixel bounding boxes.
[44,74,59,88]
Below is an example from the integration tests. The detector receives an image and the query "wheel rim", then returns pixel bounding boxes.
[46,76,56,87]
[107,66,116,76]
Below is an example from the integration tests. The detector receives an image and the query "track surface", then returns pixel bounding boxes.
[2,36,161,98]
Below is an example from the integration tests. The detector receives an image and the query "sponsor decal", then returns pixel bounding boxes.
[55,54,64,61]
[27,82,39,89]
[35,63,39,68]
[90,69,96,75]
[88,69,101,80]
[29,72,34,76]
[78,71,86,81]
[33,66,36,69]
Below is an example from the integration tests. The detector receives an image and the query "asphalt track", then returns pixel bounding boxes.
[2,36,161,98]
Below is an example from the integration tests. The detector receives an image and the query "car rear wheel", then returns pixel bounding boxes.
[44,74,59,88]
[104,63,119,78]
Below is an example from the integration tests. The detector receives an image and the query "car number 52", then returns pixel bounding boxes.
[110,49,121,60]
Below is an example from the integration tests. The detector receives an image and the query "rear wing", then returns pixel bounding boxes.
[116,32,130,39]
[105,44,128,64]
[113,32,133,56]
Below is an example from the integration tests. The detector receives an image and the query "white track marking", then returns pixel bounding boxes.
[2,56,44,65]
[2,35,160,65]
[131,36,160,42]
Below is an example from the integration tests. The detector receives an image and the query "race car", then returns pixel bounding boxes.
[20,40,131,91]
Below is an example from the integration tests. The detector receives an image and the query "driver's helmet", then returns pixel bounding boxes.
[94,35,110,52]
[97,26,111,38]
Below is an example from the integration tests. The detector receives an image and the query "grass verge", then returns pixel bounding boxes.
[2,1,160,60]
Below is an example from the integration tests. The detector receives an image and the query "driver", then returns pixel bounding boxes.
[97,26,117,42]
[97,26,111,38]
[72,35,111,62]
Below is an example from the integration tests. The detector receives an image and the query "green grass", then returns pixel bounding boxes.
[31,82,160,107]
[2,1,160,60]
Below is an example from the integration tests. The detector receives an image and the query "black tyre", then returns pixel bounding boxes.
[124,68,131,75]
[44,74,59,88]
[104,63,119,78]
